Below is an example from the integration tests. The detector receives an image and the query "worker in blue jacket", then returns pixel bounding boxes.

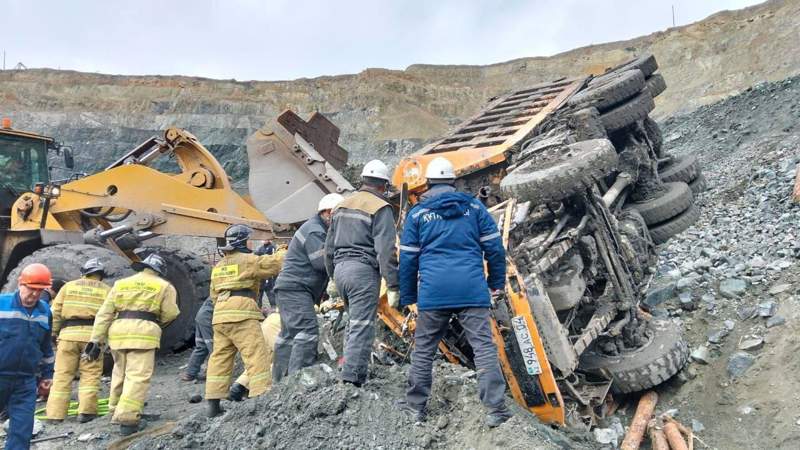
[395,157,512,427]
[0,263,55,450]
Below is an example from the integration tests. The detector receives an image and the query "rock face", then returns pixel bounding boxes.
[1,0,799,187]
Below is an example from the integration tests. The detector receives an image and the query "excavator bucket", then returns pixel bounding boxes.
[247,111,354,225]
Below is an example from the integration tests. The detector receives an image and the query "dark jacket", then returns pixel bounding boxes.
[274,214,330,300]
[0,292,55,378]
[324,187,399,289]
[399,187,505,310]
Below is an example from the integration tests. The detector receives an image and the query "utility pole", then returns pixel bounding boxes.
[2,50,5,70]
[672,5,676,27]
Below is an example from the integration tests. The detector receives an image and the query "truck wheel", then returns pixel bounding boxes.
[646,74,667,98]
[600,90,655,133]
[135,247,211,353]
[579,319,689,394]
[643,117,664,157]
[501,139,618,205]
[625,181,693,225]
[648,205,701,244]
[568,69,645,111]
[658,155,699,184]
[2,244,133,294]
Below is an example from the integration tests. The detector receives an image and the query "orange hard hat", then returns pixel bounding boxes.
[18,263,53,289]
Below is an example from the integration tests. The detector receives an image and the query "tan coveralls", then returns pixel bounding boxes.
[205,250,284,399]
[45,276,111,419]
[234,312,282,390]
[90,269,179,426]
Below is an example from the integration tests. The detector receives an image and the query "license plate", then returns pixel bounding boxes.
[511,316,542,376]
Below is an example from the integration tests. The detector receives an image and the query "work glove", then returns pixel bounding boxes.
[83,341,102,361]
[490,289,504,304]
[326,279,339,299]
[319,299,337,313]
[386,289,401,309]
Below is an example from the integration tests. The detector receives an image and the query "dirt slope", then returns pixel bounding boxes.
[1,0,798,182]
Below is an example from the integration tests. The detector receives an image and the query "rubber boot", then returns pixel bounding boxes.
[486,406,513,428]
[228,383,249,402]
[119,420,146,436]
[77,413,97,423]
[207,399,224,418]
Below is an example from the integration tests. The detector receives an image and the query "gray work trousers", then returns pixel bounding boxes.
[406,307,507,414]
[185,299,214,378]
[334,260,381,385]
[272,289,319,382]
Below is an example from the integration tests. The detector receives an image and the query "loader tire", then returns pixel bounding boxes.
[579,319,688,394]
[625,181,693,225]
[568,69,645,111]
[2,244,133,294]
[500,139,617,205]
[600,90,655,132]
[646,73,667,98]
[135,247,211,352]
[648,204,701,244]
[658,155,699,183]
[643,117,664,157]
[689,173,708,194]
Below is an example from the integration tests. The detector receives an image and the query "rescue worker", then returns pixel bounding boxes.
[272,193,344,382]
[84,254,179,435]
[324,160,399,387]
[228,311,282,401]
[180,297,213,382]
[396,157,512,427]
[45,259,110,423]
[0,263,55,450]
[205,224,285,418]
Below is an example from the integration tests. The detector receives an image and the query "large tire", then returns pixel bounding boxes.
[600,90,655,132]
[569,70,645,111]
[135,247,211,352]
[501,139,618,205]
[658,155,700,183]
[648,204,701,244]
[2,244,133,294]
[625,181,693,225]
[646,73,667,98]
[643,117,664,157]
[579,319,689,394]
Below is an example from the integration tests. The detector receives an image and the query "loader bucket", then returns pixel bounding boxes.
[247,110,354,225]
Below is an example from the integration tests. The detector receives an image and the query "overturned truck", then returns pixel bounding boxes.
[382,54,702,427]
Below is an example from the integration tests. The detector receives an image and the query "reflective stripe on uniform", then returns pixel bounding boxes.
[108,334,159,344]
[295,230,306,244]
[62,300,103,309]
[479,231,501,242]
[274,335,292,345]
[0,310,49,325]
[338,211,371,224]
[295,332,318,343]
[308,248,325,260]
[399,245,420,253]
[248,372,269,382]
[119,396,144,408]
[42,356,56,364]
[350,319,373,328]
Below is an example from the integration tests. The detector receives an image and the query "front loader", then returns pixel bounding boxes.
[0,112,353,351]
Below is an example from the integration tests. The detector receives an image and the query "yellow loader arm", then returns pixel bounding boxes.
[11,128,275,242]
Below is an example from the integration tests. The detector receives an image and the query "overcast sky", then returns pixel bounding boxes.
[0,0,762,81]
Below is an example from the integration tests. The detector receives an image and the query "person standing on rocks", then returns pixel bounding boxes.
[324,160,400,387]
[85,254,179,436]
[272,193,344,382]
[395,157,512,427]
[180,296,213,382]
[45,259,110,423]
[205,224,285,417]
[0,263,55,449]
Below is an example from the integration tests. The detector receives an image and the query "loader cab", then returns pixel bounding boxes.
[0,120,69,228]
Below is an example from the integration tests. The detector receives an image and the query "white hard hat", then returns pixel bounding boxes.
[318,193,344,212]
[425,157,456,183]
[361,159,391,182]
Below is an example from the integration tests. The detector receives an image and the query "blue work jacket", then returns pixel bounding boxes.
[399,188,506,310]
[0,291,55,378]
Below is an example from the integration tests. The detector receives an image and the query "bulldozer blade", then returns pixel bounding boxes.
[247,110,354,225]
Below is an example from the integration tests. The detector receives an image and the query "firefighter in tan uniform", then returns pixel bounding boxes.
[205,224,284,417]
[44,259,111,423]
[227,312,282,401]
[84,254,179,435]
